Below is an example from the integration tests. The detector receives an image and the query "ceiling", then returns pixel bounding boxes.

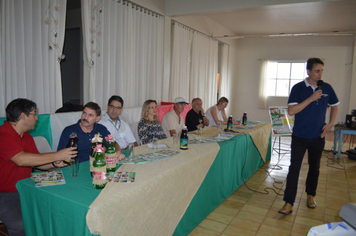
[67,0,356,38]
[181,0,356,38]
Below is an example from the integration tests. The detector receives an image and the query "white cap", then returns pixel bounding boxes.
[174,97,188,104]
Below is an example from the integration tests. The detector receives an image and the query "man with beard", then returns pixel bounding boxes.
[57,102,123,162]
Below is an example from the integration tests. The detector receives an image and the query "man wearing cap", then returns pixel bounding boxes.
[161,97,188,137]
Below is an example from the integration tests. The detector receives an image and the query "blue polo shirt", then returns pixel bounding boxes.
[288,79,339,139]
[57,120,111,162]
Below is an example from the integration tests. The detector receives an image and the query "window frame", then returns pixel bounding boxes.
[265,60,307,98]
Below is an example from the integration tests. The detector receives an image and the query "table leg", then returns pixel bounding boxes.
[337,130,344,159]
[333,129,339,154]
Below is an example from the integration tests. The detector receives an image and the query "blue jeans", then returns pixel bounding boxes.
[0,192,25,236]
[283,135,325,206]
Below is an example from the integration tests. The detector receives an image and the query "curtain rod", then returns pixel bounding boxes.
[215,32,355,40]
[258,58,326,61]
[172,20,227,45]
[116,0,164,17]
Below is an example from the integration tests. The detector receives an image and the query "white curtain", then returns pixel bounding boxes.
[0,0,66,117]
[170,22,218,107]
[81,0,165,109]
[258,60,268,109]
[190,31,218,108]
[218,43,229,102]
[169,22,192,102]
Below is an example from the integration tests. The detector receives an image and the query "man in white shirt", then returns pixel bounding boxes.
[161,97,188,137]
[99,96,138,149]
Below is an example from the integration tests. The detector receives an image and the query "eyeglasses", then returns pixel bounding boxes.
[29,112,37,117]
[109,105,122,110]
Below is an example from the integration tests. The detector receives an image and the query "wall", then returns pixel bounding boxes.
[349,39,356,112]
[234,36,354,123]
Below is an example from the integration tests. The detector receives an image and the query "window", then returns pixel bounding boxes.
[266,61,307,97]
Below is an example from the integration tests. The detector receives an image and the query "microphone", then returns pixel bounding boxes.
[316,80,324,103]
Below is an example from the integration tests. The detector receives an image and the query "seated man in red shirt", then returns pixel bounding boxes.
[0,98,77,236]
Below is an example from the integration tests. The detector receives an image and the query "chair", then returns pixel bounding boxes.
[268,106,294,157]
[340,203,356,231]
[33,136,53,153]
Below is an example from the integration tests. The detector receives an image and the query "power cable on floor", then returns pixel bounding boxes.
[326,154,345,170]
[241,134,286,196]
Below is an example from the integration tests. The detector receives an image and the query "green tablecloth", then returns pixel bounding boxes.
[0,114,53,148]
[17,132,271,236]
[173,133,271,235]
[17,162,99,236]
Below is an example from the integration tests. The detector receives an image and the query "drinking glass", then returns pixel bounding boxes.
[197,127,202,142]
[152,138,158,149]
[173,133,180,147]
[70,158,79,177]
[217,121,222,131]
[128,143,134,157]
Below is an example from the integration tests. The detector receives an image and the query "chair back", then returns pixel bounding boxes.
[34,136,53,153]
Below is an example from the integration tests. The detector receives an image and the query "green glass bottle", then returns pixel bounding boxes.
[92,144,107,189]
[90,133,103,176]
[105,134,117,175]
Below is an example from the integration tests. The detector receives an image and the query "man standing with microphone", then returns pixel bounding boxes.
[279,58,339,215]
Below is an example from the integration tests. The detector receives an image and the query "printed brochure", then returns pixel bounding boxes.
[109,172,136,183]
[31,170,66,187]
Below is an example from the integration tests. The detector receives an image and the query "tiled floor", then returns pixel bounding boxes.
[188,134,356,236]
[0,133,355,236]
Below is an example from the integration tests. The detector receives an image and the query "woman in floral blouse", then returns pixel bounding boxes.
[138,100,167,144]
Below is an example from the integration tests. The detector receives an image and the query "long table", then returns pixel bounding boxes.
[17,124,271,236]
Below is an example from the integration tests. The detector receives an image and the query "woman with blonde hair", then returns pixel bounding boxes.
[138,100,167,144]
[205,97,230,127]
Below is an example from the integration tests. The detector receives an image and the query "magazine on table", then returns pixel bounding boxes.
[108,171,136,183]
[119,150,180,164]
[31,170,66,187]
